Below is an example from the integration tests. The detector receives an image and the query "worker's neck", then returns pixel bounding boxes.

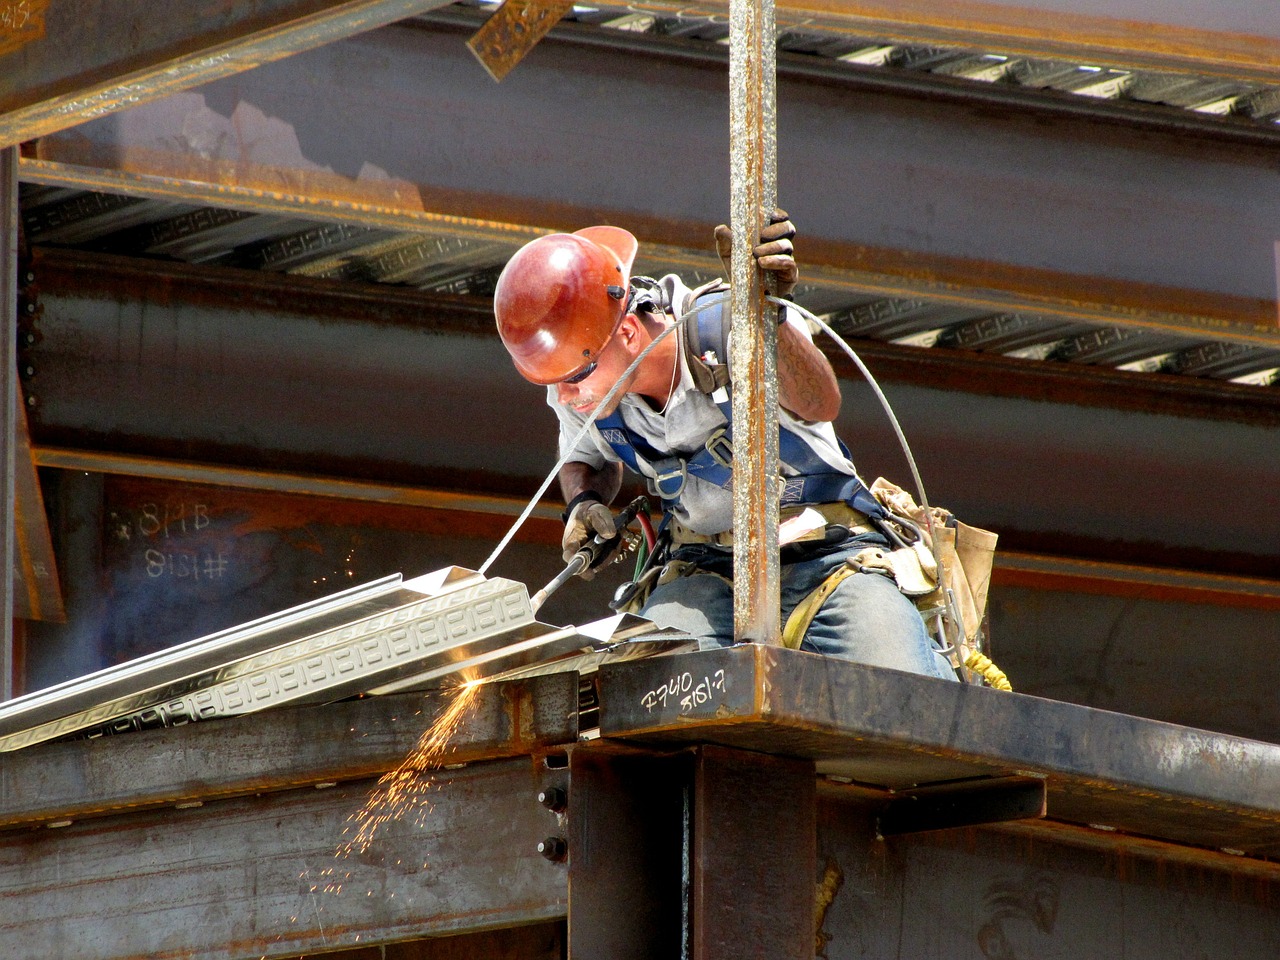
[631,327,680,411]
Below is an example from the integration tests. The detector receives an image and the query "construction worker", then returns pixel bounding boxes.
[493,216,956,679]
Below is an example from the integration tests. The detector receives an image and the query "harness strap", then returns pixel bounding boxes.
[595,285,887,516]
[780,564,859,650]
[597,397,886,515]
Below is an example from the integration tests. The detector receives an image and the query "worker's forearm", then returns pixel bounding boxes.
[559,460,623,506]
[776,320,842,423]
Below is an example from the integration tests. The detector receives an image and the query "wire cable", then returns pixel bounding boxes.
[769,296,942,565]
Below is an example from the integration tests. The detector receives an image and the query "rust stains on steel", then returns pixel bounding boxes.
[467,0,577,82]
[0,673,579,831]
[0,1,461,147]
[0,0,48,58]
[621,0,1280,83]
[728,0,781,644]
[19,154,548,246]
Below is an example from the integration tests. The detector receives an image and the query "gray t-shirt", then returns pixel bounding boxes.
[549,276,860,535]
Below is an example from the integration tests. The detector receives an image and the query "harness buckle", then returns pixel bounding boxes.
[652,458,687,500]
[705,429,733,468]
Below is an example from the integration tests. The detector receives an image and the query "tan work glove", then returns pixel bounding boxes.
[562,498,617,580]
[713,209,799,298]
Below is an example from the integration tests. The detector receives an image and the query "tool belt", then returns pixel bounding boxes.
[610,502,876,615]
[778,477,1010,689]
[667,502,875,549]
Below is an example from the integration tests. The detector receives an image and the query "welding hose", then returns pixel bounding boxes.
[768,295,940,564]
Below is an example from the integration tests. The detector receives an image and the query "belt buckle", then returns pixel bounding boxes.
[705,429,733,468]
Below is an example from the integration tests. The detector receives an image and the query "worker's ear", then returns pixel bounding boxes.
[615,312,644,355]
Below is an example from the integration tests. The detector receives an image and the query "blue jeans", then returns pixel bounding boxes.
[639,538,957,680]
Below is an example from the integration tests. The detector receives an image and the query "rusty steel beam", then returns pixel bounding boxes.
[0,672,578,830]
[29,446,561,526]
[567,744,692,959]
[28,442,1280,616]
[24,21,1280,349]
[693,745,814,960]
[814,797,1280,957]
[466,0,577,82]
[1,146,15,695]
[727,0,780,644]
[21,249,1280,576]
[27,443,1280,615]
[631,0,1280,83]
[20,155,1280,357]
[11,395,63,622]
[0,0,459,147]
[0,754,569,960]
[598,645,1280,859]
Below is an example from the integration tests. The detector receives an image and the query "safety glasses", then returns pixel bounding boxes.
[560,360,598,385]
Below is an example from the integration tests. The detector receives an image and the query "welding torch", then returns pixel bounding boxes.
[530,496,650,615]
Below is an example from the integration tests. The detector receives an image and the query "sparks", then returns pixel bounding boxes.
[336,681,484,858]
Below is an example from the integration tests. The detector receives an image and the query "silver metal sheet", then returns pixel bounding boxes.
[0,567,566,750]
[478,615,700,685]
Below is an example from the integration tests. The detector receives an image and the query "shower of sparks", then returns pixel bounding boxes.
[334,680,485,860]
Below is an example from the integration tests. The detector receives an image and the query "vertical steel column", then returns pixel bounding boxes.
[728,0,780,644]
[0,147,15,699]
[692,745,815,960]
[568,745,693,959]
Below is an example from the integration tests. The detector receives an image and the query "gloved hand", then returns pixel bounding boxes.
[562,498,617,580]
[713,208,799,298]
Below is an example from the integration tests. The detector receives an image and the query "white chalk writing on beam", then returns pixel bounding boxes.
[639,669,726,714]
[144,550,229,580]
[137,502,211,539]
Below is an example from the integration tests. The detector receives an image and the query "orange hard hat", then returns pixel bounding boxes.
[494,225,639,385]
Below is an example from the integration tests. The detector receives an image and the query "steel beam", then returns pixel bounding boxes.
[597,645,1280,859]
[814,793,1280,958]
[26,21,1280,346]
[692,745,814,960]
[634,0,1280,83]
[0,0,459,147]
[11,395,62,623]
[26,444,1280,615]
[29,446,561,524]
[567,741,815,960]
[567,744,692,959]
[20,250,1280,575]
[0,672,577,829]
[0,754,569,960]
[1,146,15,697]
[727,0,780,643]
[0,0,1273,151]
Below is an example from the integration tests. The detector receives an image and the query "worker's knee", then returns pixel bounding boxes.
[798,571,955,679]
[639,569,734,647]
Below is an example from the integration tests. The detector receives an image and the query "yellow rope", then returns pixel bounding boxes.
[783,565,1013,693]
[965,650,1013,691]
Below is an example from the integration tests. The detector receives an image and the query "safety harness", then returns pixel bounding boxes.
[594,280,888,523]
